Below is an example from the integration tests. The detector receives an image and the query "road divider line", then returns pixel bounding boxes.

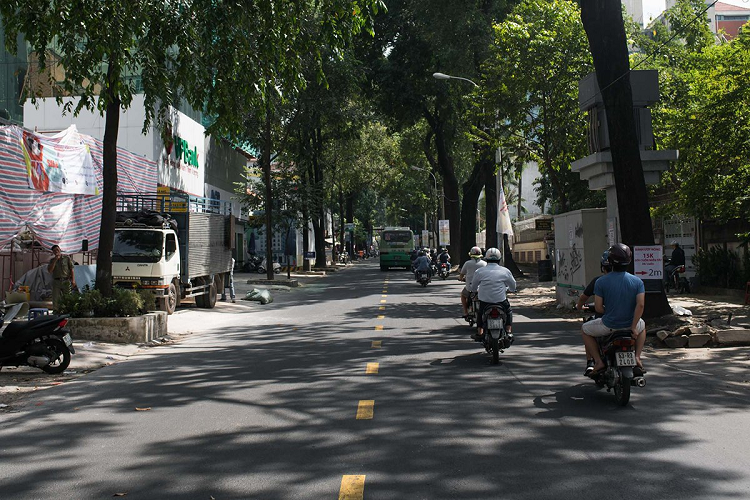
[374,325,383,331]
[371,340,382,348]
[338,475,366,500]
[366,362,379,374]
[377,315,385,319]
[379,306,385,311]
[381,294,388,298]
[380,299,387,304]
[356,400,374,419]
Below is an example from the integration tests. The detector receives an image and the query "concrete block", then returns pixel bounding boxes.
[656,330,670,341]
[687,334,711,348]
[715,328,750,346]
[67,312,168,344]
[688,325,709,335]
[664,335,688,348]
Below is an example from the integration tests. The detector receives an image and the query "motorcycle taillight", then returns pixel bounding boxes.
[57,319,68,329]
[613,338,634,347]
[490,308,500,318]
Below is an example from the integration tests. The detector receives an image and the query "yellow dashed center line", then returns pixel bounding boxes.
[380,299,387,304]
[339,475,366,500]
[356,400,374,419]
[379,306,385,311]
[374,325,383,331]
[366,362,379,374]
[377,315,385,319]
[371,340,382,348]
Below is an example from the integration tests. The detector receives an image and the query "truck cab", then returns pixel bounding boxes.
[112,225,181,314]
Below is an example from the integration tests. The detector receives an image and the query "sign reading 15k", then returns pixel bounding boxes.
[633,245,663,280]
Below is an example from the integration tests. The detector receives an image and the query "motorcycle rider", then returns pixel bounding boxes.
[581,243,646,374]
[468,248,516,341]
[664,240,685,285]
[437,247,451,266]
[459,246,486,318]
[414,250,432,278]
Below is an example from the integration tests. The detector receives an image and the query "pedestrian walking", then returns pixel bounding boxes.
[222,257,236,303]
[47,244,76,311]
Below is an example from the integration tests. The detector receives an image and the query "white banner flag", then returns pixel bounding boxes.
[496,177,514,236]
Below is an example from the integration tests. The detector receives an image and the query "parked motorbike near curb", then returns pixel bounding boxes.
[0,305,75,374]
[258,258,281,274]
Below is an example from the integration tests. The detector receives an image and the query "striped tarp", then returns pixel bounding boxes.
[0,125,157,253]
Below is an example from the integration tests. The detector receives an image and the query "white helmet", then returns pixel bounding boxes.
[484,247,502,262]
[469,246,482,258]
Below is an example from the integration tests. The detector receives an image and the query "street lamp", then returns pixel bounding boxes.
[432,72,479,87]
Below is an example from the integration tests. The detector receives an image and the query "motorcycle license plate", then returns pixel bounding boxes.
[62,333,72,346]
[487,319,503,330]
[615,351,636,367]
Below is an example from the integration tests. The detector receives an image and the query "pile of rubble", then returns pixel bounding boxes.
[654,315,750,349]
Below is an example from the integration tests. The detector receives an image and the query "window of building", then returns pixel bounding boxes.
[535,250,542,261]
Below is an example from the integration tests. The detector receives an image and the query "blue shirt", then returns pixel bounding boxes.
[415,255,432,271]
[594,271,645,329]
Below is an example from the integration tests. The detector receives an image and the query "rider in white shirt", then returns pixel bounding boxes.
[468,248,516,341]
[459,246,486,318]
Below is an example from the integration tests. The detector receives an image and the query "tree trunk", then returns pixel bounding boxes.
[310,130,327,268]
[580,1,671,317]
[485,169,498,251]
[503,233,524,278]
[95,64,121,296]
[346,191,354,255]
[460,156,492,267]
[262,107,274,281]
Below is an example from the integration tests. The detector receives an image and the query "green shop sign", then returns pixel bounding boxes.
[173,136,199,168]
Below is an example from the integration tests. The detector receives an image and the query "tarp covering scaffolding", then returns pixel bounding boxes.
[0,125,157,253]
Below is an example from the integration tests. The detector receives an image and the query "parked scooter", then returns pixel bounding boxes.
[0,304,74,374]
[476,304,513,364]
[258,258,282,274]
[243,254,263,273]
[583,305,646,406]
[415,270,431,287]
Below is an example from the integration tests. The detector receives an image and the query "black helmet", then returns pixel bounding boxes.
[607,243,632,266]
[600,250,612,271]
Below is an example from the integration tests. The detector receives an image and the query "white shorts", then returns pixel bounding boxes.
[582,318,645,338]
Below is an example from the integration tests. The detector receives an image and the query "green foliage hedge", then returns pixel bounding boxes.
[57,288,155,318]
[693,246,750,289]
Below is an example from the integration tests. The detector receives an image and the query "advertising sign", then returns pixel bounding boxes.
[439,219,450,246]
[158,108,206,196]
[634,245,663,280]
[421,229,430,248]
[534,218,552,231]
[20,129,98,195]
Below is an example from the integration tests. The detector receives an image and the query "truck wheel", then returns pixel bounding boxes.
[161,283,177,315]
[197,276,218,309]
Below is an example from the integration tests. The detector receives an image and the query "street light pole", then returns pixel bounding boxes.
[432,72,479,87]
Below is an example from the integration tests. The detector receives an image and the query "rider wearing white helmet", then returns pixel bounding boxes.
[468,248,516,341]
[459,246,486,318]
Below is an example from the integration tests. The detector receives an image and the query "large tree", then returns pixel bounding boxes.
[366,0,514,263]
[579,0,671,316]
[2,1,189,295]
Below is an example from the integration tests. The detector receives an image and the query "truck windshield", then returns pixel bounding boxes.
[113,230,164,263]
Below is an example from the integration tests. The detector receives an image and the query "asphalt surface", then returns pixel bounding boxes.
[1,261,750,499]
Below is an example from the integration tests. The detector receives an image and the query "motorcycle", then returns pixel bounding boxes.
[438,262,450,280]
[338,251,350,265]
[415,270,431,287]
[430,262,438,277]
[243,254,263,273]
[478,304,512,364]
[583,306,646,406]
[258,258,281,274]
[664,263,690,294]
[0,304,75,374]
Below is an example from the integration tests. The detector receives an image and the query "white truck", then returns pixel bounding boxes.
[112,195,235,314]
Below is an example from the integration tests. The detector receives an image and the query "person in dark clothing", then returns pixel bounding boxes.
[664,240,686,283]
[437,247,450,265]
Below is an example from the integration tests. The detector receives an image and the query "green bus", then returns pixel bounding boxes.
[379,227,415,271]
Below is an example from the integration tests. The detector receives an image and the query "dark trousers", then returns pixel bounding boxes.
[478,299,512,329]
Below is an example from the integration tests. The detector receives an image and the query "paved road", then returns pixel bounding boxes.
[1,262,750,499]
